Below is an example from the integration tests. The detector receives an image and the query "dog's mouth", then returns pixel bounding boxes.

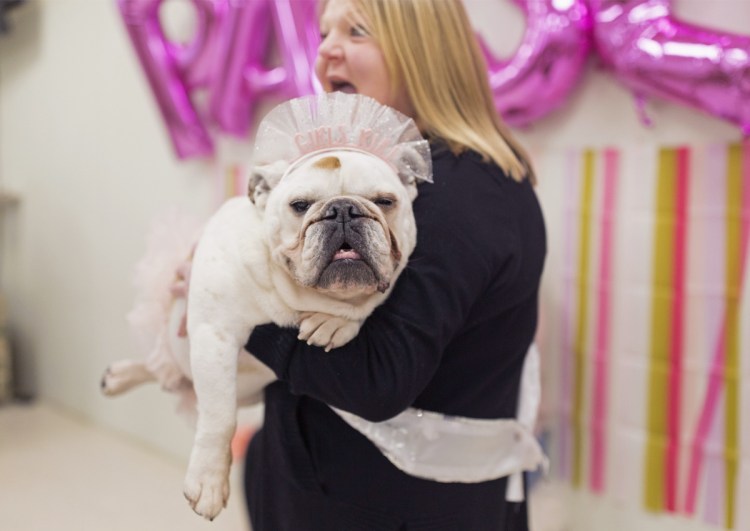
[315,236,390,293]
[332,241,362,261]
[296,199,394,294]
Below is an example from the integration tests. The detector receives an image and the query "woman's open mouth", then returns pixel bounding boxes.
[330,80,357,93]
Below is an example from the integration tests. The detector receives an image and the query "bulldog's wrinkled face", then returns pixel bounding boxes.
[254,151,417,299]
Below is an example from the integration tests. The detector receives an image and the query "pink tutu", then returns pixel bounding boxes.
[126,208,204,416]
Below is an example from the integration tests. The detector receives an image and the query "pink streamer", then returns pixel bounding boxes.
[685,143,750,514]
[684,145,726,515]
[685,299,729,514]
[665,147,689,512]
[589,148,618,493]
[702,394,727,526]
[692,144,727,521]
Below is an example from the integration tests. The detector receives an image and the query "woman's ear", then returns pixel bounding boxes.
[248,160,289,209]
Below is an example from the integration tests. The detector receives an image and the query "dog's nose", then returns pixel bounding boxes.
[322,199,364,223]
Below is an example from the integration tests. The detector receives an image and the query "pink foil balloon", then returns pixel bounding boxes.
[209,0,319,136]
[590,0,750,134]
[175,0,230,89]
[117,0,229,159]
[119,0,750,159]
[480,0,593,127]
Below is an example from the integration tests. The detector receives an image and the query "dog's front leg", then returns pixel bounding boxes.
[297,312,364,351]
[183,325,239,521]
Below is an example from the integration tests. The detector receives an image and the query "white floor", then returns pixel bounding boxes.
[0,403,250,531]
[0,403,566,531]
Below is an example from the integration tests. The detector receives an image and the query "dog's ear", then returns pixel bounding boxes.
[394,146,428,201]
[248,160,288,209]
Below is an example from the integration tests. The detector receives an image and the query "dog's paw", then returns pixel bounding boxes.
[298,313,362,352]
[183,447,232,521]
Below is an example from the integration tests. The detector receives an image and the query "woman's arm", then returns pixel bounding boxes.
[246,161,518,421]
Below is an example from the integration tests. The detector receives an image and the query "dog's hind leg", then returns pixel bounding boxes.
[101,359,156,396]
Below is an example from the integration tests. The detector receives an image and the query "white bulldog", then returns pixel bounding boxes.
[101,148,420,520]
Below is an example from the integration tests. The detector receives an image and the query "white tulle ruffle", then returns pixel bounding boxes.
[331,345,547,500]
[254,93,432,185]
[126,209,203,416]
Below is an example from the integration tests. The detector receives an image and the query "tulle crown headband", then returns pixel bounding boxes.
[254,93,433,184]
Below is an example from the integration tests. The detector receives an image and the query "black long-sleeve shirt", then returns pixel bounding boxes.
[244,147,546,530]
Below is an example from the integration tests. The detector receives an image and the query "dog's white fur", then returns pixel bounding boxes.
[102,150,418,520]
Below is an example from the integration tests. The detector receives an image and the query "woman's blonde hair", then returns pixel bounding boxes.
[348,0,535,183]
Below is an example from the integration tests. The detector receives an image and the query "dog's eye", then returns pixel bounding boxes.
[290,200,311,214]
[374,197,395,208]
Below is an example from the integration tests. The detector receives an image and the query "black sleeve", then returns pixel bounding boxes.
[246,163,517,422]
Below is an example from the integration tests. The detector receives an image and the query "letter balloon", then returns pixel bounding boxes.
[590,0,750,134]
[117,0,750,160]
[209,0,319,136]
[479,0,593,127]
[117,0,230,159]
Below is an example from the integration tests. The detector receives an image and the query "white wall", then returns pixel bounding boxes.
[1,1,748,529]
[0,0,231,459]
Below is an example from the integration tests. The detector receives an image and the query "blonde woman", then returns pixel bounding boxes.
[244,0,546,529]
